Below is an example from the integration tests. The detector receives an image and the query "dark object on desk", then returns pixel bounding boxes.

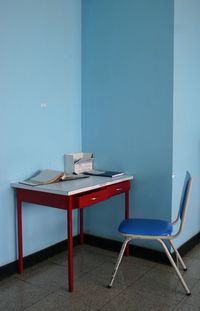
[83,169,125,178]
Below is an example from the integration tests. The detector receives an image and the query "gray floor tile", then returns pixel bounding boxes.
[182,257,200,280]
[179,291,200,309]
[1,244,200,311]
[55,273,124,310]
[174,303,200,311]
[101,285,183,311]
[84,245,120,259]
[0,276,49,311]
[48,244,109,274]
[25,292,87,311]
[90,255,154,287]
[14,261,71,292]
[190,279,200,295]
[135,262,199,295]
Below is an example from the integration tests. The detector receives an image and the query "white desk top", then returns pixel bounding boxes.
[11,175,133,196]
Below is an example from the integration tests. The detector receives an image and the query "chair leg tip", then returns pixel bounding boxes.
[183,268,187,271]
[107,285,112,289]
[186,292,191,296]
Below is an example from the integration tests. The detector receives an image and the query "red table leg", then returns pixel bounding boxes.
[125,190,130,256]
[67,196,74,292]
[79,209,84,244]
[17,191,23,273]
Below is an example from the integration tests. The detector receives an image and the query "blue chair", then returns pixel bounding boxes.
[108,172,193,295]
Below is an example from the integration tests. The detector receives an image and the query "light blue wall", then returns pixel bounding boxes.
[2,0,199,268]
[82,0,174,248]
[0,0,81,266]
[172,0,200,247]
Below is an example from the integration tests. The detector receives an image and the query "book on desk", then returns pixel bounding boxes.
[19,169,88,186]
[83,169,125,178]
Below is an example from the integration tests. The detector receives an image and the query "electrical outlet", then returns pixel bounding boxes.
[40,102,48,108]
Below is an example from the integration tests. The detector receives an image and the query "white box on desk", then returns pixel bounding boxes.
[64,152,94,174]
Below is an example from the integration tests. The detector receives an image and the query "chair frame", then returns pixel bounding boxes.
[108,176,193,295]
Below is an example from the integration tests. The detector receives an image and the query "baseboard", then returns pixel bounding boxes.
[84,232,200,265]
[178,231,200,256]
[84,234,169,264]
[0,235,79,280]
[1,232,200,280]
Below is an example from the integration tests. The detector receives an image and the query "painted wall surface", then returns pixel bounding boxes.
[172,0,200,247]
[82,0,174,247]
[0,0,81,266]
[3,0,199,269]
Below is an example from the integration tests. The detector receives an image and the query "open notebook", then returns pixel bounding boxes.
[20,169,88,186]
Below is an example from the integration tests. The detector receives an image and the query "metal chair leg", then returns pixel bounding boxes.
[108,238,130,288]
[158,239,191,295]
[169,240,187,271]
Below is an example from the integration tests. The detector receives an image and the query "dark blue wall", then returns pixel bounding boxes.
[82,0,174,247]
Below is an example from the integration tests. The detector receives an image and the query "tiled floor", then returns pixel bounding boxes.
[1,243,200,311]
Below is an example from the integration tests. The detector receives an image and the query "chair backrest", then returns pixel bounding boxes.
[178,171,192,230]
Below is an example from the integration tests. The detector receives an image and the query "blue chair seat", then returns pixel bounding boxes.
[118,218,173,236]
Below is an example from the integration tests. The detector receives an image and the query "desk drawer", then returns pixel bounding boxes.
[74,188,108,208]
[107,181,130,197]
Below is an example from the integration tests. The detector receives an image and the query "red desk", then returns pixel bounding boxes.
[11,175,132,292]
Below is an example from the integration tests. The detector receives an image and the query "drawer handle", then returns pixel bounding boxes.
[91,197,97,201]
[116,188,123,191]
